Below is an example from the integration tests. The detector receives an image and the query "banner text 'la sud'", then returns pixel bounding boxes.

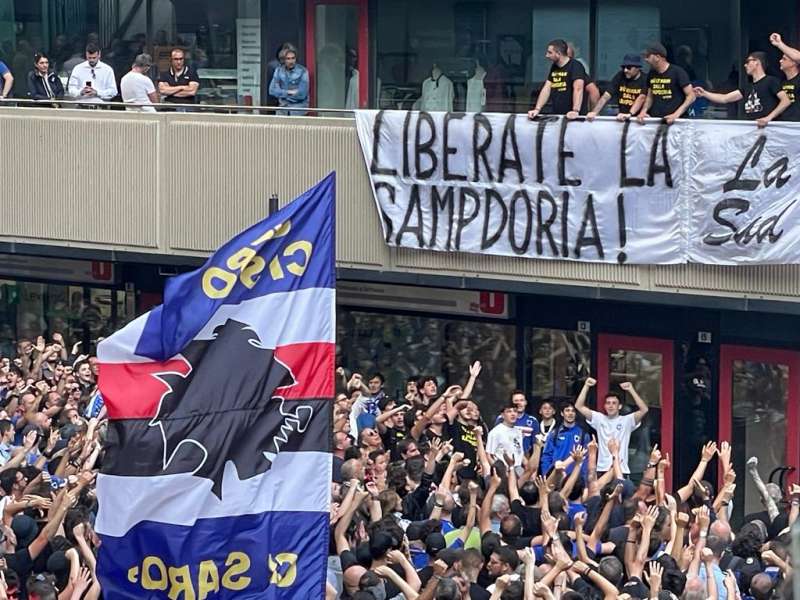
[355,110,800,265]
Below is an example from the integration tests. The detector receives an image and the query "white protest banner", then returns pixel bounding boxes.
[687,122,800,264]
[355,110,800,265]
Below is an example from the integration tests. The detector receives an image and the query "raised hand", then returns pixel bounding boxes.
[620,382,633,392]
[570,445,587,463]
[584,377,597,388]
[701,441,718,462]
[469,361,482,378]
[573,511,587,529]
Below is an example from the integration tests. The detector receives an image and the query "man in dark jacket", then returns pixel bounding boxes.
[540,400,591,478]
[27,52,64,101]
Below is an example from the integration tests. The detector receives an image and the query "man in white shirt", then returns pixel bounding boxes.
[121,54,159,112]
[574,377,649,475]
[486,402,524,467]
[67,43,117,104]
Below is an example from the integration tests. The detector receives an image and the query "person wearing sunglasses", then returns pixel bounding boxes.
[66,42,118,105]
[587,54,646,121]
[694,52,791,128]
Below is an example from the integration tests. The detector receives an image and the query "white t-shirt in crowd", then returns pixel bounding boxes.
[486,422,525,466]
[586,410,640,474]
[121,71,156,112]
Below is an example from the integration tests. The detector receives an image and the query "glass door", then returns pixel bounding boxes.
[719,346,800,525]
[597,334,674,483]
[305,0,369,110]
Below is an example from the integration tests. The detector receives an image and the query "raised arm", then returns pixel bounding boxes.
[620,382,648,424]
[574,377,596,420]
[676,441,717,503]
[461,361,481,400]
[479,469,502,534]
[560,446,587,500]
[747,456,780,521]
[588,484,622,548]
[770,33,800,63]
[573,511,598,567]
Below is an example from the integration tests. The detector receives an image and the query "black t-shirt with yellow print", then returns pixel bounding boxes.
[780,73,800,121]
[645,63,691,117]
[607,70,645,114]
[547,58,588,114]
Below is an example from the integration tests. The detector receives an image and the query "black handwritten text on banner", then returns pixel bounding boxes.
[354,110,800,265]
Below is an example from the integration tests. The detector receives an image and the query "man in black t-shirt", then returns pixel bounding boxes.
[695,52,790,127]
[769,33,800,121]
[587,54,645,120]
[527,38,587,119]
[158,48,200,105]
[636,42,695,123]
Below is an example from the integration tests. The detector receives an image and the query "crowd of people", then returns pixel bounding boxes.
[528,34,800,126]
[328,363,799,600]
[0,41,200,112]
[4,31,800,122]
[0,334,103,599]
[0,325,797,599]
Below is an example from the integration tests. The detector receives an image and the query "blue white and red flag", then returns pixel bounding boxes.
[95,174,335,599]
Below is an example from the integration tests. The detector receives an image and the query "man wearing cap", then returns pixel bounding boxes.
[636,43,695,124]
[694,52,790,127]
[120,53,159,112]
[587,54,645,120]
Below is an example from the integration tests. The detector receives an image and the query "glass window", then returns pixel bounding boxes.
[313,4,359,110]
[374,0,535,113]
[730,359,788,524]
[530,1,590,82]
[336,310,517,418]
[527,327,591,408]
[606,348,664,479]
[0,0,260,105]
[595,0,740,118]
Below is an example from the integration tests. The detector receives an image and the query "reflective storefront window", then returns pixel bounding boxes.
[0,0,260,104]
[372,0,744,114]
[527,327,591,407]
[0,280,132,354]
[337,310,517,418]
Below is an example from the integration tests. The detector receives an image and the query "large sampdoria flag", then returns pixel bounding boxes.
[95,174,335,599]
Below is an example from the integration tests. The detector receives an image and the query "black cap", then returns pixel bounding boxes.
[406,522,426,542]
[425,532,447,555]
[643,43,667,58]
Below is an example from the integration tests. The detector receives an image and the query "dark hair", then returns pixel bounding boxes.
[598,556,624,585]
[397,438,417,457]
[419,375,437,388]
[519,481,539,506]
[0,420,12,437]
[434,577,460,600]
[748,51,769,69]
[548,39,568,55]
[85,43,100,54]
[492,545,519,570]
[26,575,57,600]
[33,52,49,64]
[603,392,621,403]
[661,568,687,596]
[368,372,385,384]
[0,469,18,495]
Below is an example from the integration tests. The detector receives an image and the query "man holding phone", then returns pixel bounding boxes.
[67,43,118,104]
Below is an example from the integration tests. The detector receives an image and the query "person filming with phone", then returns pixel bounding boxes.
[66,43,118,105]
